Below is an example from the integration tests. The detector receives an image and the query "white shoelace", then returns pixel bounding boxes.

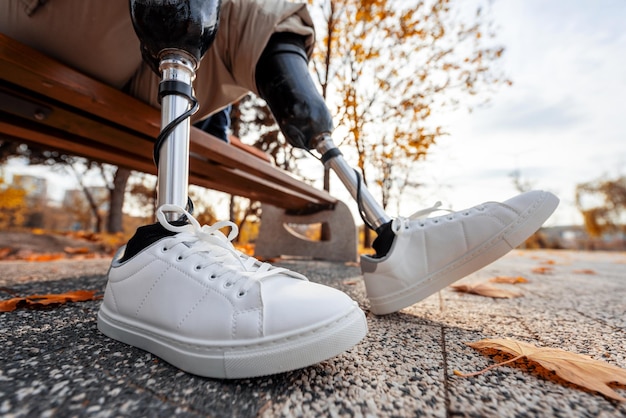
[391,201,450,234]
[391,201,488,234]
[156,204,307,295]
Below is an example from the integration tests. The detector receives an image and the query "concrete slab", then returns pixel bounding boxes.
[0,250,624,417]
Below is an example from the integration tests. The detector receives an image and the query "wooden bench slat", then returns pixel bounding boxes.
[0,118,157,174]
[0,33,160,136]
[1,115,325,211]
[0,83,155,162]
[0,33,337,212]
[189,130,335,205]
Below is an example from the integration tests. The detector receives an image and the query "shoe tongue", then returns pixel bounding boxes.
[120,220,187,262]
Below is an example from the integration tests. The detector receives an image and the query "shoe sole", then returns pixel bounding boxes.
[97,303,367,379]
[367,192,559,315]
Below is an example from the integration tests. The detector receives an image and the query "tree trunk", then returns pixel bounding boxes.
[80,184,102,233]
[229,195,236,223]
[68,162,102,233]
[108,167,131,233]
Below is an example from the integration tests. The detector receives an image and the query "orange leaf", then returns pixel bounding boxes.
[573,269,597,275]
[0,290,101,312]
[0,247,11,259]
[64,247,91,255]
[0,297,24,312]
[28,290,98,305]
[450,283,521,299]
[490,276,529,284]
[25,253,65,262]
[457,338,626,402]
[532,266,553,274]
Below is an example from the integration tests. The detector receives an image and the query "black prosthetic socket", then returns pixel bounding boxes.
[372,221,396,258]
[256,33,334,150]
[130,0,221,74]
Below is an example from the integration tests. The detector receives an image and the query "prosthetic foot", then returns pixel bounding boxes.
[97,1,367,379]
[255,34,560,314]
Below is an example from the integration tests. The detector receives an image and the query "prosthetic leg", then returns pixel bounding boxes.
[129,0,220,221]
[99,2,369,376]
[255,33,559,315]
[256,34,394,256]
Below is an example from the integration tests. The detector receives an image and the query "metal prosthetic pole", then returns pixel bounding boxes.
[311,134,391,230]
[157,55,195,217]
[255,35,392,231]
[129,0,220,221]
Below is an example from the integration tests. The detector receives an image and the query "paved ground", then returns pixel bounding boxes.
[0,249,625,417]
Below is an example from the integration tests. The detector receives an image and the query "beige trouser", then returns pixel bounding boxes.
[0,0,315,122]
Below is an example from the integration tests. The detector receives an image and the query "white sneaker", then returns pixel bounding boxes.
[361,190,559,315]
[98,205,367,379]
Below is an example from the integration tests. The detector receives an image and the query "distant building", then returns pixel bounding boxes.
[62,186,110,231]
[541,225,625,251]
[62,189,83,208]
[12,174,48,205]
[11,174,49,228]
[63,186,109,212]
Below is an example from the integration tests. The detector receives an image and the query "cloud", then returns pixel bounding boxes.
[474,97,583,134]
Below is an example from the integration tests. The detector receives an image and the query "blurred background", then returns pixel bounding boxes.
[1,0,624,255]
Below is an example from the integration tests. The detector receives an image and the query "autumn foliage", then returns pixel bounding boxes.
[0,175,27,229]
[308,0,509,208]
[576,175,626,238]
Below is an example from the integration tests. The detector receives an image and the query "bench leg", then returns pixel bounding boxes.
[255,201,358,262]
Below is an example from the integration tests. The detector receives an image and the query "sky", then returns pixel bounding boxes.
[395,0,626,226]
[6,0,626,227]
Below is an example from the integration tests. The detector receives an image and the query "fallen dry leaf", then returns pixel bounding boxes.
[0,298,22,312]
[25,253,65,262]
[490,276,529,284]
[451,283,521,299]
[573,269,597,275]
[0,247,11,259]
[456,338,626,402]
[532,266,553,275]
[0,290,102,312]
[64,246,91,255]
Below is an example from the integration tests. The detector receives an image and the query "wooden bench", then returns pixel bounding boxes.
[0,33,357,261]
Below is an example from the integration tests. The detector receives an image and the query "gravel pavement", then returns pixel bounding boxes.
[1,250,625,417]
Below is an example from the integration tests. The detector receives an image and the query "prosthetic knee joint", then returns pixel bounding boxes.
[130,0,220,220]
[256,34,391,230]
